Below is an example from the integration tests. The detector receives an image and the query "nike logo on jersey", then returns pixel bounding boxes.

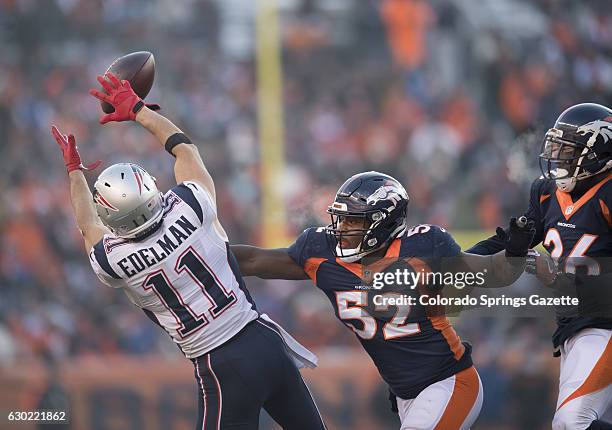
[117,215,197,277]
[557,221,576,229]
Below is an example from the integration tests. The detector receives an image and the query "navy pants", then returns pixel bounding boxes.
[191,319,326,429]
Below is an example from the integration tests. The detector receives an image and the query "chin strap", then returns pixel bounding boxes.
[336,245,365,263]
[556,177,577,192]
[557,163,612,192]
[337,225,407,263]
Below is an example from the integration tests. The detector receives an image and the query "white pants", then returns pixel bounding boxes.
[397,366,483,430]
[553,328,612,430]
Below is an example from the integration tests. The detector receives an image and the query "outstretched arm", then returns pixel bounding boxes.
[453,251,526,288]
[231,245,309,280]
[68,171,109,251]
[445,217,536,288]
[89,72,215,198]
[50,126,108,252]
[467,179,545,256]
[135,108,216,198]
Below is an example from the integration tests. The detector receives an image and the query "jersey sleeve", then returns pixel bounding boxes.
[89,240,124,289]
[404,225,461,274]
[287,227,331,283]
[287,226,332,267]
[431,226,461,259]
[170,181,217,226]
[287,228,315,268]
[524,178,546,245]
[465,231,505,255]
[597,182,612,232]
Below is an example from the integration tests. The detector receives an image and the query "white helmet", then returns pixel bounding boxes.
[93,163,164,238]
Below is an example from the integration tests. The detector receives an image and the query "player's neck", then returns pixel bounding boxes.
[569,171,611,199]
[359,245,389,264]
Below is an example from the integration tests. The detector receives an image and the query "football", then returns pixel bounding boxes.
[100,51,155,113]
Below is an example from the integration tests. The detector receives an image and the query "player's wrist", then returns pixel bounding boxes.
[131,99,145,116]
[505,253,527,267]
[67,167,84,177]
[504,216,536,258]
[135,105,151,123]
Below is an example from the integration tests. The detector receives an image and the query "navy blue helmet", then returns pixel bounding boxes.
[540,103,612,192]
[326,171,409,262]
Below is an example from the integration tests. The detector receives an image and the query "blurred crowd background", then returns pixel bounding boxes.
[1,0,611,428]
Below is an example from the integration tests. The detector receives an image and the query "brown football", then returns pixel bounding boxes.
[100,51,155,113]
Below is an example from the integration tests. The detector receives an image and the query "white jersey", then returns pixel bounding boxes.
[89,181,258,358]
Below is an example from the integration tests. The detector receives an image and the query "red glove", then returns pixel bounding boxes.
[51,125,101,173]
[89,72,146,124]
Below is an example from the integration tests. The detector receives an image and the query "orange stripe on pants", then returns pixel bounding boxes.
[429,316,465,361]
[434,367,480,430]
[558,335,612,411]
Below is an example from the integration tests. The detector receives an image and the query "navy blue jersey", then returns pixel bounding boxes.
[288,225,472,400]
[527,176,612,259]
[468,174,612,351]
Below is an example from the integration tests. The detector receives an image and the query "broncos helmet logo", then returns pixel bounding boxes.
[576,119,612,147]
[366,182,408,208]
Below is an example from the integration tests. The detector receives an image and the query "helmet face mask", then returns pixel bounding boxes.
[93,163,164,239]
[539,103,612,192]
[540,134,580,180]
[325,171,408,262]
[327,211,383,262]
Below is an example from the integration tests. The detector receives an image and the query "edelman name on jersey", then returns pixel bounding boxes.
[88,181,259,358]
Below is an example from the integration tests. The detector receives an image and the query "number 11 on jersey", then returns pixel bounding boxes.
[142,246,237,338]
